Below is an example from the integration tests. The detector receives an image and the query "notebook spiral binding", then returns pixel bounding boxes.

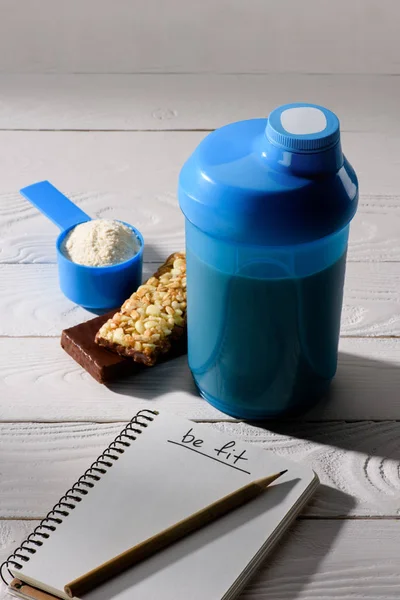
[0,409,159,585]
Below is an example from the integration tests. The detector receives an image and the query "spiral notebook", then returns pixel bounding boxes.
[2,410,318,600]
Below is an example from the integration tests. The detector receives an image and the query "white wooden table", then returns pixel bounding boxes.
[1,73,400,599]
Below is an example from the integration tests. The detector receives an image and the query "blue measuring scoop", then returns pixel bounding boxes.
[20,181,144,310]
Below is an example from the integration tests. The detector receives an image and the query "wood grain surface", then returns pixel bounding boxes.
[1,520,400,600]
[0,69,399,599]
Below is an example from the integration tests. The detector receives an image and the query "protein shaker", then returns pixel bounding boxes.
[178,103,358,419]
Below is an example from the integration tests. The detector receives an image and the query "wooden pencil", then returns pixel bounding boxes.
[64,470,287,598]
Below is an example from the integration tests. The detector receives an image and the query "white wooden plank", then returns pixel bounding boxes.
[1,420,399,518]
[0,263,154,336]
[0,521,36,598]
[1,520,400,600]
[0,74,399,132]
[214,421,400,518]
[0,261,399,337]
[242,520,400,599]
[0,337,399,421]
[0,131,398,264]
[0,340,226,422]
[350,195,400,262]
[341,262,400,337]
[0,1,399,74]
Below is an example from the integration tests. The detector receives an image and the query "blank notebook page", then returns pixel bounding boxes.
[13,412,317,600]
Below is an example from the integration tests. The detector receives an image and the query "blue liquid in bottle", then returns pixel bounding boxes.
[187,245,347,418]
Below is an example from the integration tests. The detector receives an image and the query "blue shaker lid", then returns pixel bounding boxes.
[178,103,358,246]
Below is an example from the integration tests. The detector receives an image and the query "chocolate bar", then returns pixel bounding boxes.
[61,312,187,384]
[61,311,141,383]
[95,253,186,367]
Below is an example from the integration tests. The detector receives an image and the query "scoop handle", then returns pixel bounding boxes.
[20,181,91,232]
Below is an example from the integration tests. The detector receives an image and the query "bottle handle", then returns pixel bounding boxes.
[20,181,91,232]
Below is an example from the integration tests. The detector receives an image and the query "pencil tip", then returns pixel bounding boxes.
[255,470,288,488]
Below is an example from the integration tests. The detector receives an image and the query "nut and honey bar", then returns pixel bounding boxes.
[95,252,186,366]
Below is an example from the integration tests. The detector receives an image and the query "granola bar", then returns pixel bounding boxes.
[95,252,186,366]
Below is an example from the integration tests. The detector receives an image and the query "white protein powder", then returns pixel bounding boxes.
[62,219,140,267]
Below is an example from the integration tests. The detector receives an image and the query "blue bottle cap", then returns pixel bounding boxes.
[266,103,340,153]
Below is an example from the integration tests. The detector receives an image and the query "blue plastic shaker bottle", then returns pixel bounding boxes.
[178,103,359,419]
